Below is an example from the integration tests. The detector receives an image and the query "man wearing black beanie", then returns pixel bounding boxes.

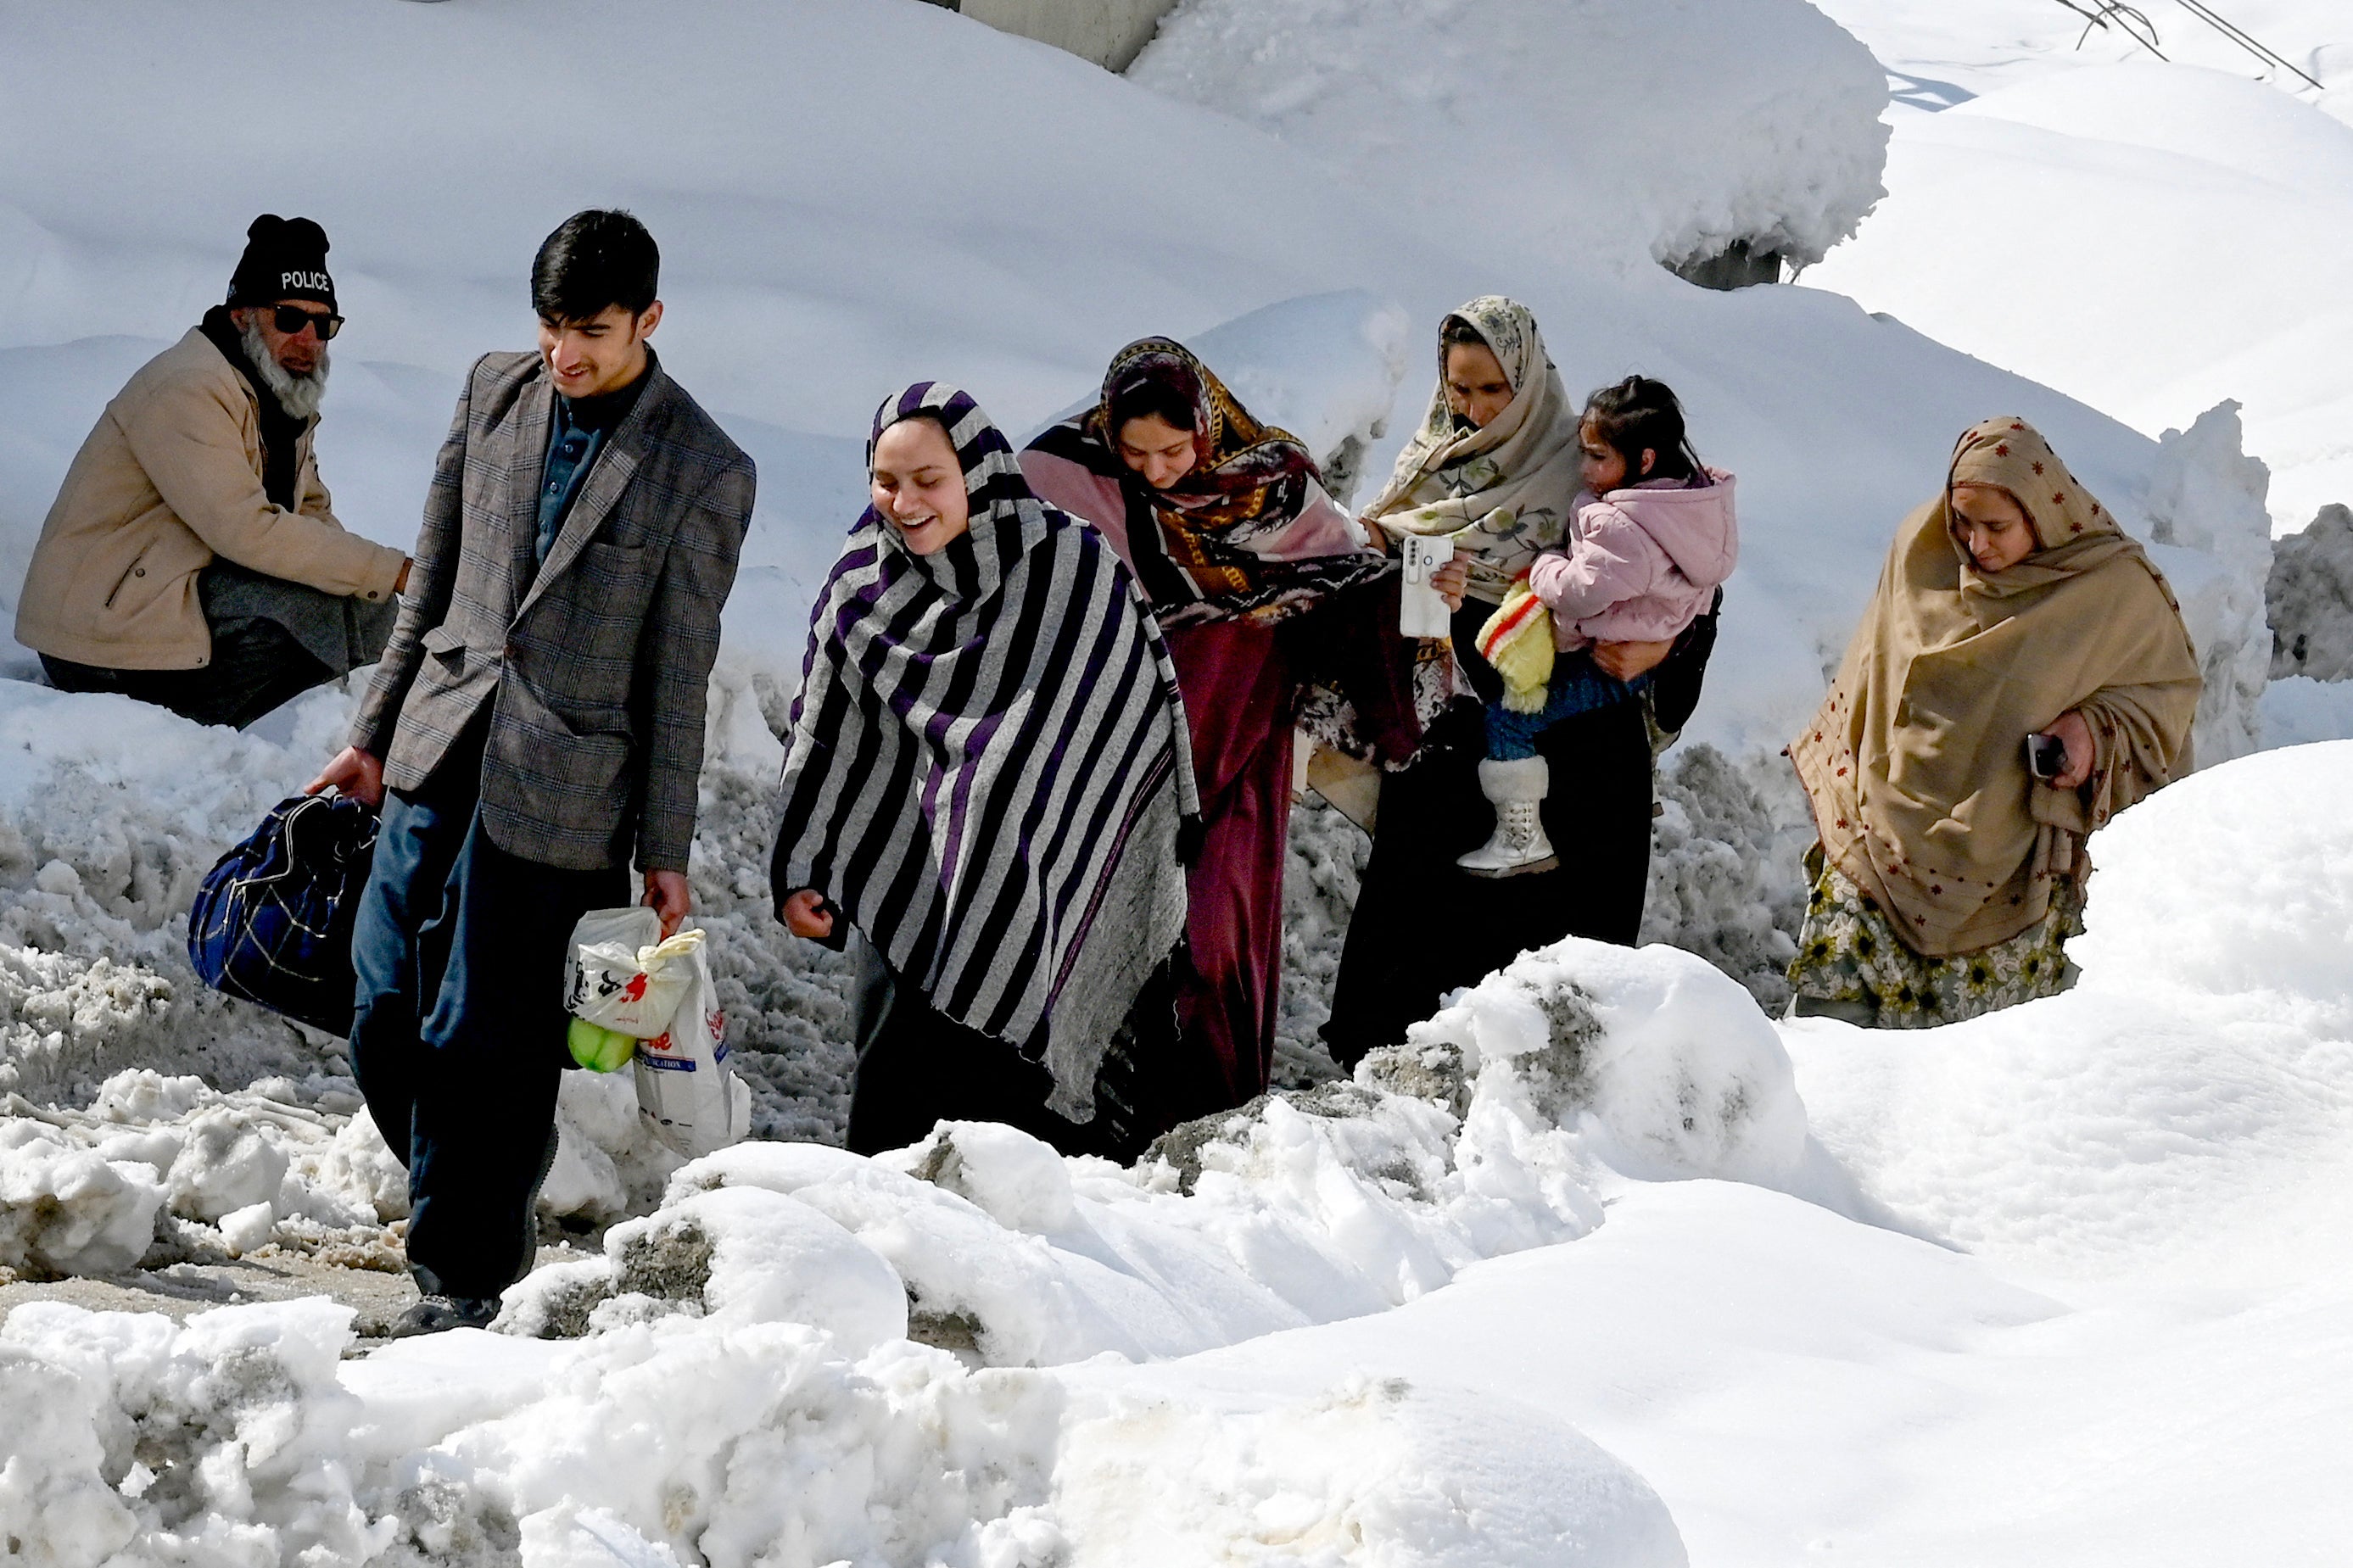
[15,215,411,728]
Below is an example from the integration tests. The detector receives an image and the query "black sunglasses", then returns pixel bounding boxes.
[268,304,344,340]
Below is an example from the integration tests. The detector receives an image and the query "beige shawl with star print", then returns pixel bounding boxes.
[1361,296,1581,605]
[1791,416,2201,957]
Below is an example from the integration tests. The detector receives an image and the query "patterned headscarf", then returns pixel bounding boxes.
[1023,338,1385,627]
[1361,297,1582,605]
[1791,417,2201,957]
[773,382,1198,1117]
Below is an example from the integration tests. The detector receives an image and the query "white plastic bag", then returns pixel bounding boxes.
[631,929,752,1159]
[565,908,701,1038]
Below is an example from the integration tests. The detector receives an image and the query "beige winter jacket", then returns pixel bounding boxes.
[14,327,408,670]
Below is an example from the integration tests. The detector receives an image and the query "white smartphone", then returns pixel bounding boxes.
[1399,533,1455,638]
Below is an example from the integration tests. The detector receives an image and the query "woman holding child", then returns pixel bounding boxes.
[1786,416,2199,1028]
[1324,298,1733,1064]
[770,382,1197,1156]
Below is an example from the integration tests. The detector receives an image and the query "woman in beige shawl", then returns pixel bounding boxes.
[1787,416,2201,1028]
[1324,299,1665,1063]
[1361,295,1583,603]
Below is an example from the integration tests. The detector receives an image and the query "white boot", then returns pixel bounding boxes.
[1458,756,1558,877]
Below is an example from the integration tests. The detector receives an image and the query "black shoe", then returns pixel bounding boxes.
[385,1294,501,1338]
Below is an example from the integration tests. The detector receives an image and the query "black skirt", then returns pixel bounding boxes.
[1320,602,1660,1068]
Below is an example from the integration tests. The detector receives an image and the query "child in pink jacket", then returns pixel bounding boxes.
[1462,376,1738,875]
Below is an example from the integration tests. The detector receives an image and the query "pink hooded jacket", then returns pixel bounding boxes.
[1526,468,1737,650]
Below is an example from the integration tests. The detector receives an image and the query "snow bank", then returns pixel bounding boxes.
[2141,401,2275,764]
[1802,58,2353,533]
[1052,1375,1687,1566]
[2,1295,1071,1568]
[3,1290,1685,1568]
[0,1069,404,1280]
[2261,674,2353,747]
[1133,0,1890,275]
[5,931,1763,1565]
[499,938,1802,1375]
[1787,739,2353,1284]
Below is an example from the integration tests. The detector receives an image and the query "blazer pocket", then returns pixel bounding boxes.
[420,624,467,658]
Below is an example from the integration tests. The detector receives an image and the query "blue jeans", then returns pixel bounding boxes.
[1485,651,1648,761]
[348,728,625,1299]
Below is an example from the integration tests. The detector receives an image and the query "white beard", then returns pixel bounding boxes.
[238,317,330,421]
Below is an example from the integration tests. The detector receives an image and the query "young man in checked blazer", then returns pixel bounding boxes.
[309,210,755,1334]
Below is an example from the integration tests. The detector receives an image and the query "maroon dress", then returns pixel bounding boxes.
[1165,618,1295,1103]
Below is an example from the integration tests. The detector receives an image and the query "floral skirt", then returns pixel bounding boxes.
[1785,849,2083,1030]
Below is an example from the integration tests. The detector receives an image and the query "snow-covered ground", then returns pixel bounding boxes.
[8,740,2350,1564]
[1805,0,2353,535]
[4,0,2351,1560]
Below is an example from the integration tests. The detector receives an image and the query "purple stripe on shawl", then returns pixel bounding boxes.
[934,513,1053,883]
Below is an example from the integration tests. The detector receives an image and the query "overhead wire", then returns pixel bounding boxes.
[2048,0,2325,92]
[2167,0,2326,92]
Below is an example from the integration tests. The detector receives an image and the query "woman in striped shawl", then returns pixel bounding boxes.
[771,382,1199,1157]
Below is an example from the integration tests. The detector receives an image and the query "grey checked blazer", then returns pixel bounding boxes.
[353,349,754,873]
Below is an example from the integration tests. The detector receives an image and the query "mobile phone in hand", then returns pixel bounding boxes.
[2025,731,2069,781]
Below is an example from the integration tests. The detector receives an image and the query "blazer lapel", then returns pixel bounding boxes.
[502,373,556,617]
[516,364,668,617]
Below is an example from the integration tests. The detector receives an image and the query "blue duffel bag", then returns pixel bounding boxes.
[187,793,378,1035]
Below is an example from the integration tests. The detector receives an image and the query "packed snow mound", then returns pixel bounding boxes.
[2269,502,2353,680]
[5,933,1774,1563]
[1404,938,1809,1194]
[0,1069,405,1281]
[2,1292,1682,1568]
[1802,59,2353,533]
[1789,739,2353,1283]
[2141,402,2274,765]
[1051,1375,1687,1567]
[1132,0,1890,274]
[500,939,1804,1374]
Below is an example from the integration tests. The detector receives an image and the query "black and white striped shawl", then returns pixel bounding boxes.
[772,382,1198,1118]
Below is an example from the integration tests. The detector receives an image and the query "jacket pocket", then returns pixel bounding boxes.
[101,550,148,611]
[420,623,467,659]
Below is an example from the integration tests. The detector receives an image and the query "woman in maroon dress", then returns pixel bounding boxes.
[1024,338,1412,1124]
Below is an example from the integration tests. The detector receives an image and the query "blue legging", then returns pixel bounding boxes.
[1486,652,1648,761]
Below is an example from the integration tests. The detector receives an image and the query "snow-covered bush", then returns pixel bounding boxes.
[2268,502,2353,681]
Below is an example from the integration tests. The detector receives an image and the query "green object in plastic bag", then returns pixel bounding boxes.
[567,1015,635,1073]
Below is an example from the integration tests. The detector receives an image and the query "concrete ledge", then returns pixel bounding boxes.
[931,0,1181,72]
